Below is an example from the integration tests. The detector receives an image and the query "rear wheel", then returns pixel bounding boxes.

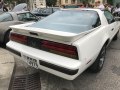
[89,45,106,73]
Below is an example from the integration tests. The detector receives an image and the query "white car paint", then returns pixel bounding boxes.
[7,9,120,80]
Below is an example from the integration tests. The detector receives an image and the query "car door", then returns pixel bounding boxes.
[0,13,15,30]
[104,11,118,40]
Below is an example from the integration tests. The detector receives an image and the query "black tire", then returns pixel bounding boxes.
[2,30,10,48]
[113,31,119,41]
[89,45,106,73]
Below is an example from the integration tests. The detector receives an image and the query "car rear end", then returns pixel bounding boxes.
[7,9,99,80]
[7,28,81,80]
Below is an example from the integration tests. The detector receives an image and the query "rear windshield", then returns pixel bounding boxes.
[29,10,99,33]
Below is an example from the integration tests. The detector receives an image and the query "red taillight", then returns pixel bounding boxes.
[10,33,27,44]
[41,40,78,59]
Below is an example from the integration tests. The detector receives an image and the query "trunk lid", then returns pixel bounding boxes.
[10,23,96,44]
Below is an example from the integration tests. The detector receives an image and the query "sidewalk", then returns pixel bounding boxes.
[0,48,15,90]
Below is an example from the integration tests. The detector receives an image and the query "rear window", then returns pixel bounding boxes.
[29,10,100,33]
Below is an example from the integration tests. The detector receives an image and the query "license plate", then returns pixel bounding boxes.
[23,55,38,69]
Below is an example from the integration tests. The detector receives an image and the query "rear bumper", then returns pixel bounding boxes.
[7,41,81,80]
[7,47,21,57]
[7,46,78,75]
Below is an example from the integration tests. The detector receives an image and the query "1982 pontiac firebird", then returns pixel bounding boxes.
[7,9,120,80]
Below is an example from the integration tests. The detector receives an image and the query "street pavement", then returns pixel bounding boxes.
[1,32,120,90]
[0,48,14,90]
[11,31,120,90]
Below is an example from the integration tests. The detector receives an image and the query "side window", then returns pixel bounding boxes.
[17,13,26,21]
[41,8,52,14]
[17,13,37,22]
[0,13,13,22]
[92,13,101,28]
[104,11,115,24]
[53,8,60,12]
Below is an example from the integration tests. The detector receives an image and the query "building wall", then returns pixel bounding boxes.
[60,0,107,5]
[31,0,46,9]
[61,0,78,5]
[93,0,107,4]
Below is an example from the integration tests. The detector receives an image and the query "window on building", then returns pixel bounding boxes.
[34,4,37,8]
[65,0,68,3]
[103,0,105,3]
[71,0,76,4]
[92,0,95,3]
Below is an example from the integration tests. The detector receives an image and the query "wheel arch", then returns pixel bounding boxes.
[3,28,12,43]
[104,39,110,47]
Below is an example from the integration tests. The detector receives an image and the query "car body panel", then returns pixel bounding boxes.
[12,3,28,12]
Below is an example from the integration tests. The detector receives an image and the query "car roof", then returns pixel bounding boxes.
[4,11,30,20]
[60,8,104,16]
[61,8,102,12]
[12,3,28,12]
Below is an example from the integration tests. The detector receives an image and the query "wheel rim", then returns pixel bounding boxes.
[99,47,106,68]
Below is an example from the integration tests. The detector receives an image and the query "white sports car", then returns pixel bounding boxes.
[7,9,120,80]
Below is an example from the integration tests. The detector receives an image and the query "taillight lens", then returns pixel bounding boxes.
[10,33,27,44]
[41,40,78,59]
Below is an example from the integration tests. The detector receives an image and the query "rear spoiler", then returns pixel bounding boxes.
[10,23,94,44]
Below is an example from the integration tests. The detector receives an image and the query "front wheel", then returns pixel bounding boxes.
[89,45,106,73]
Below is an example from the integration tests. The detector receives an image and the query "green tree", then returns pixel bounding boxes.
[46,0,57,7]
[107,0,113,5]
[4,0,12,3]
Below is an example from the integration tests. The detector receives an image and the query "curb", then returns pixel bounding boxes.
[0,48,15,90]
[8,62,16,90]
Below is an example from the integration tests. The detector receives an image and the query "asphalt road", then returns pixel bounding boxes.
[13,31,120,90]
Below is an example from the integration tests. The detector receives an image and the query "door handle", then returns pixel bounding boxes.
[111,28,114,31]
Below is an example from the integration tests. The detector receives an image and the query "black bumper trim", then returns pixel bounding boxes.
[7,47,21,57]
[39,60,78,75]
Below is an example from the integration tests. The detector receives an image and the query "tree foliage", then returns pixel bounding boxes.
[4,0,12,3]
[46,0,57,7]
[107,0,113,5]
[4,0,29,3]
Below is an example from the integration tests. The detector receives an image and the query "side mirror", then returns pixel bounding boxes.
[114,17,120,21]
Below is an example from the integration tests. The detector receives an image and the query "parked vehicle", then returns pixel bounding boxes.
[31,7,60,18]
[12,3,28,12]
[0,3,39,47]
[64,4,79,8]
[7,9,120,80]
[0,11,38,46]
